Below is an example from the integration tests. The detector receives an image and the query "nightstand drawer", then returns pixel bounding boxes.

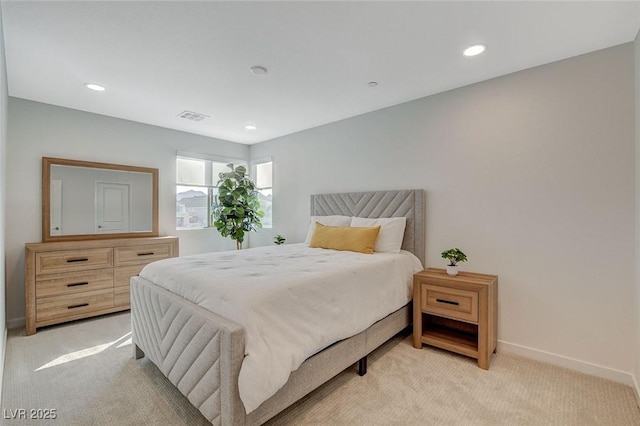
[421,284,478,323]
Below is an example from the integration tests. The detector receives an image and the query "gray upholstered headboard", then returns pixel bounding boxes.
[310,189,425,266]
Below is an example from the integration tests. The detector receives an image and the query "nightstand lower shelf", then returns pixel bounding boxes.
[420,314,479,359]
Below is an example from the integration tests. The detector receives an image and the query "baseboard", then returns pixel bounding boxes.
[6,317,24,330]
[632,373,640,408]
[498,340,635,387]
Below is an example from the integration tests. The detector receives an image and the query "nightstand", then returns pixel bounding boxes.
[412,268,498,369]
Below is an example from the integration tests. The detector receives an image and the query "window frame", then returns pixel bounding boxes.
[251,157,273,229]
[176,152,247,230]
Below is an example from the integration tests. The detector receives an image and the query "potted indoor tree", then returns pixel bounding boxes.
[441,248,468,276]
[211,164,264,250]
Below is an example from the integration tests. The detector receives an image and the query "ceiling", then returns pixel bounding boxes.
[3,1,640,145]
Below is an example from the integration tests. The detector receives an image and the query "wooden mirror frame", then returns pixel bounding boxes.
[42,157,159,242]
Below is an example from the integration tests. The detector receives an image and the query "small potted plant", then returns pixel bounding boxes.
[441,248,467,276]
[273,235,286,245]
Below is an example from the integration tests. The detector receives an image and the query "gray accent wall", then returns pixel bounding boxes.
[251,44,636,380]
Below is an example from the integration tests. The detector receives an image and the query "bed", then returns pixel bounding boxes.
[131,189,425,425]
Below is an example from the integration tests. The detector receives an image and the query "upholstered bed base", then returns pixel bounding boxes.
[131,275,411,425]
[131,189,424,424]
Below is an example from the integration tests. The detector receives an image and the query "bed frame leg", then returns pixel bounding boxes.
[134,344,145,360]
[358,356,367,376]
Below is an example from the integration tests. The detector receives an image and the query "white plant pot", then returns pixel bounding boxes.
[446,265,458,276]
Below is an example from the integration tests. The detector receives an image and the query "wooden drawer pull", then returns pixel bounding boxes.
[137,252,155,256]
[436,298,459,306]
[67,303,89,309]
[66,282,89,288]
[66,258,89,263]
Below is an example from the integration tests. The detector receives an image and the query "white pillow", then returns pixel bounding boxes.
[350,217,406,253]
[304,215,352,244]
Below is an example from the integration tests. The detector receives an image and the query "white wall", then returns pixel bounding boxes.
[0,1,9,404]
[5,98,249,326]
[251,44,636,381]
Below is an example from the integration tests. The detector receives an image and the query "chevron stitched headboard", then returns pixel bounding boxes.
[310,189,425,266]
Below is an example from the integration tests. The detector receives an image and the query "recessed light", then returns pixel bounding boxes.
[85,83,106,92]
[245,124,257,131]
[463,44,486,57]
[368,81,378,87]
[249,66,268,76]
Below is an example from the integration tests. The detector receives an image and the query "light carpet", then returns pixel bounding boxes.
[2,312,639,425]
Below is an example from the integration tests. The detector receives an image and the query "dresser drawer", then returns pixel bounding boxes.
[421,284,478,323]
[114,285,130,307]
[36,289,114,322]
[35,268,113,298]
[114,264,146,288]
[36,248,113,275]
[114,244,172,266]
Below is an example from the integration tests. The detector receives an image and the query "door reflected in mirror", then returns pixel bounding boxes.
[43,158,158,242]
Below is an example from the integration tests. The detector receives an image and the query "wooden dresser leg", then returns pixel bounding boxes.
[25,323,36,336]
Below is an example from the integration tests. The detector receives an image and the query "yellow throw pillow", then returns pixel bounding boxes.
[309,222,381,254]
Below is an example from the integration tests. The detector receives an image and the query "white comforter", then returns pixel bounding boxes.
[139,243,422,413]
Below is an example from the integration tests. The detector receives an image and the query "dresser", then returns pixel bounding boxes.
[25,236,178,335]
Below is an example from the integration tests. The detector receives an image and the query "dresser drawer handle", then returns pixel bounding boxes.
[137,252,155,256]
[67,303,89,309]
[66,258,89,263]
[436,298,459,306]
[66,282,89,288]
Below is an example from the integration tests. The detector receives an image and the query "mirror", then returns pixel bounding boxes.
[42,157,159,242]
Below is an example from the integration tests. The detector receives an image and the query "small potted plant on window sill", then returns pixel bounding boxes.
[441,248,468,276]
[273,235,286,245]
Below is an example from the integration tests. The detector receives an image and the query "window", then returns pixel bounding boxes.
[253,159,273,228]
[176,155,246,230]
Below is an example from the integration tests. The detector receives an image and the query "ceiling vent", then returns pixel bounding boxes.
[178,110,209,122]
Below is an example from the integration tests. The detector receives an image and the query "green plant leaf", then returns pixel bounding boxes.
[211,164,263,250]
